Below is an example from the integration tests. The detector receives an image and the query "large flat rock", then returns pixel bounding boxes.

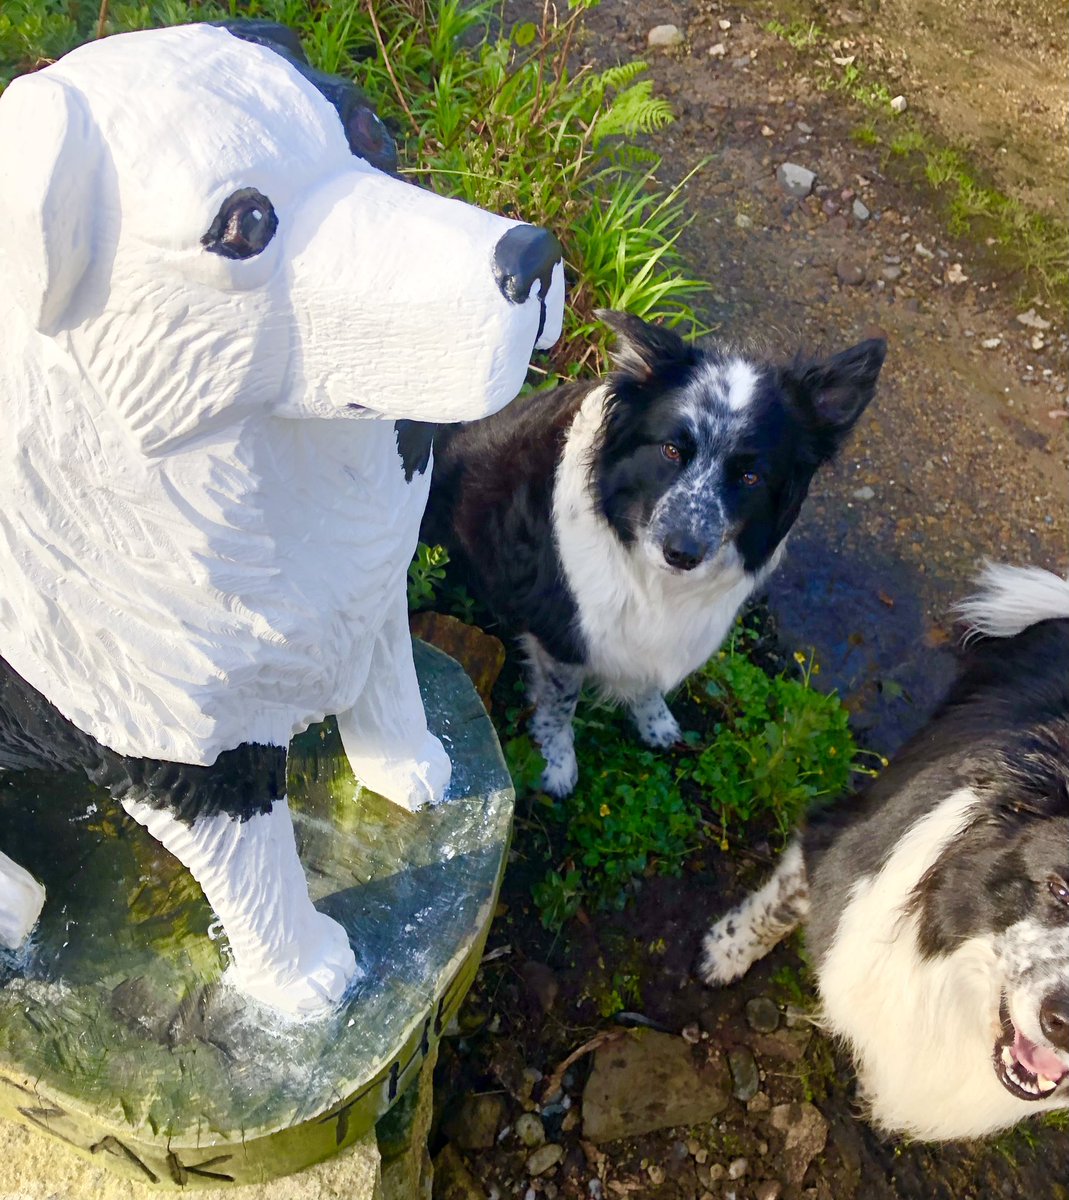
[582,1031,730,1143]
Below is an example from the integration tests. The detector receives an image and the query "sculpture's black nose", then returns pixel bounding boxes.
[1040,988,1069,1052]
[662,534,707,571]
[493,225,562,306]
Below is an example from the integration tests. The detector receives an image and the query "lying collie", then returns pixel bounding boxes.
[423,311,884,795]
[701,563,1069,1140]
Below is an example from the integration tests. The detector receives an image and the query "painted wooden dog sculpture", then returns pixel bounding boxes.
[0,22,564,1015]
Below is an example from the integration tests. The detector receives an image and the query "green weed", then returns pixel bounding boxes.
[681,640,866,844]
[523,710,702,927]
[765,18,823,50]
[407,543,450,612]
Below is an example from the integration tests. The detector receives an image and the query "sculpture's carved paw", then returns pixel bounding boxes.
[0,852,46,951]
[231,911,359,1018]
[353,733,452,812]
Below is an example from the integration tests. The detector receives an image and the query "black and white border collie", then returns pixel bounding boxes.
[700,563,1069,1141]
[424,311,885,796]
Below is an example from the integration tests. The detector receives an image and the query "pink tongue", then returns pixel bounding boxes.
[1014,1030,1068,1081]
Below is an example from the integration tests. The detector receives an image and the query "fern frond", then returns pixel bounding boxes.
[592,80,674,147]
[587,60,649,94]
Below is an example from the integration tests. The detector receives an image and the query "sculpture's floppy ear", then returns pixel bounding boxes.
[0,71,97,333]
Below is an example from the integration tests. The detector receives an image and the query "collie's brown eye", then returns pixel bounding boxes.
[1049,876,1069,907]
[741,469,761,487]
[661,443,681,462]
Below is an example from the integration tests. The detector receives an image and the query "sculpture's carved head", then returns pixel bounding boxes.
[0,22,565,449]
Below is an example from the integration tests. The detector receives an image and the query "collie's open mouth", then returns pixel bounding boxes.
[994,999,1069,1101]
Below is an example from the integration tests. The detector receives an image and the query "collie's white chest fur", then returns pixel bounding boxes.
[551,387,763,699]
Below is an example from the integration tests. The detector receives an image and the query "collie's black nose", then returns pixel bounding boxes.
[492,225,562,306]
[663,534,706,571]
[1040,989,1069,1052]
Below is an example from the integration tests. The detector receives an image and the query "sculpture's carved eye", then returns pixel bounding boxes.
[202,188,278,260]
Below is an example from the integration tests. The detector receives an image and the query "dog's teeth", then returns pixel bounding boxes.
[1037,1074,1055,1091]
[1001,1046,1014,1067]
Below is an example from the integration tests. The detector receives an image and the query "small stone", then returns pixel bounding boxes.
[727,1045,760,1101]
[756,1184,783,1200]
[719,18,732,29]
[796,121,814,134]
[821,198,839,217]
[761,125,775,137]
[852,485,875,501]
[434,1144,486,1200]
[890,95,908,113]
[695,1147,709,1164]
[852,198,870,221]
[516,1112,546,1147]
[731,55,752,69]
[648,24,684,48]
[747,1091,771,1114]
[945,262,967,284]
[1032,334,1046,350]
[648,1163,666,1184]
[981,337,1002,349]
[444,1093,507,1150]
[520,961,559,1013]
[770,1103,829,1186]
[881,265,902,282]
[776,162,816,199]
[687,1139,702,1156]
[709,42,727,57]
[914,242,934,259]
[836,256,866,285]
[745,996,781,1033]
[527,1143,565,1176]
[735,212,753,229]
[728,1157,749,1180]
[1017,307,1052,331]
[682,1022,702,1044]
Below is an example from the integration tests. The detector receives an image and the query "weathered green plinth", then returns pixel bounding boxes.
[0,641,512,1188]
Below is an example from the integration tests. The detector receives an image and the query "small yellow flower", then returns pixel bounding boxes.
[828,746,838,756]
[793,650,806,664]
[599,803,611,817]
[812,663,821,675]
[880,756,890,767]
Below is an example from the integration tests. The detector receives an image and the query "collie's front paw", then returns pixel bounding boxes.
[698,914,758,987]
[631,692,683,749]
[540,746,578,799]
[353,733,452,811]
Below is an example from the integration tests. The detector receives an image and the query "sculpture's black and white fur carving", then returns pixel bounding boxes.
[0,23,563,1014]
[425,312,884,795]
[701,564,1069,1140]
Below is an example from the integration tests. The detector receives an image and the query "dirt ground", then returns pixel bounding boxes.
[433,2,1068,1198]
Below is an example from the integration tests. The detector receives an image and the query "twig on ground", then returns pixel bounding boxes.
[541,1028,625,1101]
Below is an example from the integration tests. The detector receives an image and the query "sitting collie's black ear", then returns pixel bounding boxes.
[784,337,886,452]
[596,309,699,383]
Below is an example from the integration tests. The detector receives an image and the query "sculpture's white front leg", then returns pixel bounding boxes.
[122,797,358,1016]
[337,595,451,811]
[0,850,46,950]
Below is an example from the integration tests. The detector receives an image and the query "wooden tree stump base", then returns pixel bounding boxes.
[0,641,511,1188]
